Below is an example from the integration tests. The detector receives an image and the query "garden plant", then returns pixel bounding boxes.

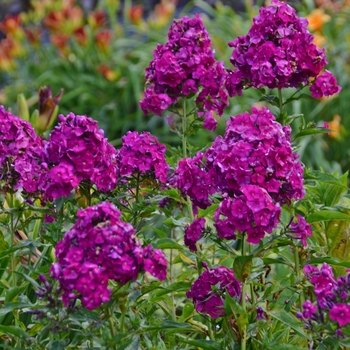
[0,0,349,349]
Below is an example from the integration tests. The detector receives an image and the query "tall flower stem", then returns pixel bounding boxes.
[278,88,285,125]
[241,234,247,350]
[9,193,16,288]
[108,308,117,350]
[294,246,305,308]
[182,98,194,222]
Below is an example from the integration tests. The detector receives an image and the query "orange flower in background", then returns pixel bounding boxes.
[313,32,326,47]
[327,114,341,139]
[95,30,112,54]
[50,33,69,53]
[306,9,330,32]
[129,5,144,26]
[0,14,22,36]
[1,36,23,58]
[88,9,107,30]
[73,27,88,46]
[149,0,177,29]
[24,28,42,46]
[63,6,84,32]
[98,64,118,82]
[0,47,15,72]
[44,10,65,32]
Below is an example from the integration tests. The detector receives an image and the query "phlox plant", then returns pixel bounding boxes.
[0,1,349,350]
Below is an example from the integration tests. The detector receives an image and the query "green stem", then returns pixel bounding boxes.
[241,235,247,350]
[170,229,176,321]
[135,172,140,203]
[294,246,305,307]
[181,98,194,222]
[182,98,187,159]
[208,319,215,341]
[108,311,117,350]
[9,194,16,288]
[278,88,285,125]
[248,243,255,304]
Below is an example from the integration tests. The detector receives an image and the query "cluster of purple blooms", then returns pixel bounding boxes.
[227,0,341,99]
[297,263,350,331]
[215,185,281,244]
[288,214,312,247]
[173,107,306,246]
[116,131,169,183]
[186,263,241,318]
[40,113,117,200]
[50,202,167,310]
[184,217,206,252]
[140,14,229,129]
[206,107,305,205]
[0,106,43,193]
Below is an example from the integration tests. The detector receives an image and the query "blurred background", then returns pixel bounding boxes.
[0,0,349,173]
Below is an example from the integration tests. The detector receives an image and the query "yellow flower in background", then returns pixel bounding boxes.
[313,32,327,47]
[327,114,341,139]
[306,9,331,32]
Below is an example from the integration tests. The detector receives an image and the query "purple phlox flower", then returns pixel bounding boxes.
[171,152,216,210]
[143,245,167,281]
[205,107,305,205]
[304,263,337,304]
[310,70,342,99]
[140,14,230,129]
[256,306,265,320]
[184,217,206,252]
[116,131,169,183]
[51,202,167,310]
[302,300,317,319]
[0,106,44,194]
[228,0,329,92]
[289,214,312,246]
[39,112,117,200]
[186,266,241,318]
[214,185,281,245]
[329,304,350,327]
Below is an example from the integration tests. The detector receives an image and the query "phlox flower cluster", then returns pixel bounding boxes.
[173,107,305,246]
[310,70,342,99]
[288,214,312,247]
[140,14,228,129]
[186,264,241,319]
[0,106,43,193]
[206,107,305,205]
[215,185,281,244]
[184,217,206,252]
[298,263,350,331]
[40,113,117,200]
[227,0,340,98]
[50,202,167,310]
[171,152,217,209]
[116,131,169,183]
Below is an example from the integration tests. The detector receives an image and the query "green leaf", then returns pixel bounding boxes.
[304,170,348,189]
[233,255,253,282]
[0,302,34,317]
[48,340,67,350]
[0,325,30,340]
[179,338,221,350]
[178,303,194,322]
[268,309,310,339]
[294,127,331,140]
[262,257,293,267]
[307,210,350,223]
[155,238,184,250]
